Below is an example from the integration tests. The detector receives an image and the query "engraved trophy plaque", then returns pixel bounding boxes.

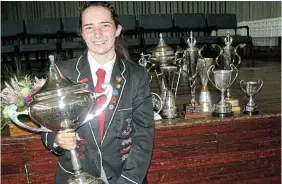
[8,55,113,184]
[216,31,244,112]
[207,64,238,117]
[240,80,263,115]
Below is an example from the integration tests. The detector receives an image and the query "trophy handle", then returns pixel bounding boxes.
[173,66,182,97]
[151,92,163,115]
[234,45,242,67]
[240,80,247,94]
[255,80,264,94]
[215,46,223,68]
[207,65,217,89]
[84,84,113,123]
[7,104,52,132]
[229,64,238,87]
[198,45,206,59]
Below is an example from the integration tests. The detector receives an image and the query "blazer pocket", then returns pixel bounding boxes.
[114,108,133,139]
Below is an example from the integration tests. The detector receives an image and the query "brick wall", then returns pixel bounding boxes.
[1,115,281,184]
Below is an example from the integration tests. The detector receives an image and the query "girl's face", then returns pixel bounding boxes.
[81,6,122,59]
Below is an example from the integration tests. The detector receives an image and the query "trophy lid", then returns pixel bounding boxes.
[150,33,175,66]
[32,55,88,102]
[151,33,174,58]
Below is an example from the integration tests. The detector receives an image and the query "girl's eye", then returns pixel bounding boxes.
[103,24,110,28]
[85,27,93,30]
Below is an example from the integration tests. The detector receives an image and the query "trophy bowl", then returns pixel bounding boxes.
[8,55,112,184]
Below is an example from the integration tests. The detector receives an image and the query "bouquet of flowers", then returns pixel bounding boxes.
[1,75,46,130]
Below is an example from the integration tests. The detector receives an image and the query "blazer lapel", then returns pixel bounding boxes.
[102,60,126,144]
[76,52,95,91]
[76,52,101,144]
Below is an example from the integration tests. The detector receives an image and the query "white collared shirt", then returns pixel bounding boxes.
[87,51,116,86]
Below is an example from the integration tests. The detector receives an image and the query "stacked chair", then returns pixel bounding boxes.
[19,18,62,75]
[61,17,86,59]
[138,14,181,53]
[1,13,254,77]
[119,14,141,58]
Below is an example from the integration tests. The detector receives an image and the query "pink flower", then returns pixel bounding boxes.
[25,94,33,105]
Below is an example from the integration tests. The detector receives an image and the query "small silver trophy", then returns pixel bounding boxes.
[216,31,244,111]
[198,58,214,112]
[240,80,263,115]
[207,64,238,117]
[8,55,112,184]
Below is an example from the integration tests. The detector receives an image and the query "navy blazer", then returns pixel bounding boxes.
[40,52,155,184]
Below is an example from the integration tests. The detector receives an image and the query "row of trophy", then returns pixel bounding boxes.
[139,31,263,120]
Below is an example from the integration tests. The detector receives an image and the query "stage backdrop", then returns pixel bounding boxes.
[1,1,281,21]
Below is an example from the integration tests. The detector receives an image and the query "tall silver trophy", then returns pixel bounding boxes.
[198,57,214,112]
[182,31,205,115]
[207,64,238,117]
[240,80,263,115]
[149,33,179,119]
[216,32,244,111]
[8,55,112,184]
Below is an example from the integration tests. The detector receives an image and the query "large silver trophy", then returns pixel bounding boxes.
[198,58,214,112]
[181,31,205,115]
[8,55,112,184]
[147,33,179,119]
[240,80,263,115]
[207,64,238,117]
[215,32,244,111]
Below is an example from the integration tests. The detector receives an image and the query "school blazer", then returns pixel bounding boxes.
[40,52,155,184]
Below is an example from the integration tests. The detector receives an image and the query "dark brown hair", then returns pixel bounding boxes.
[78,1,130,60]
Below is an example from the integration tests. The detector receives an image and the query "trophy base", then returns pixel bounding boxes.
[243,105,259,115]
[182,104,205,119]
[68,171,105,184]
[183,103,202,113]
[212,111,234,117]
[225,98,239,107]
[212,102,233,118]
[182,111,209,119]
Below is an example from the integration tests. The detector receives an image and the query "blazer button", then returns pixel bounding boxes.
[107,176,112,180]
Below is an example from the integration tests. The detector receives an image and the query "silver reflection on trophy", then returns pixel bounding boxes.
[159,66,178,119]
[207,64,238,117]
[198,58,214,112]
[240,80,263,115]
[151,92,163,120]
[8,55,112,184]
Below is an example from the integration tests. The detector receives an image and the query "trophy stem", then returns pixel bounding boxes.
[220,90,225,104]
[189,78,197,105]
[248,95,254,106]
[70,149,83,176]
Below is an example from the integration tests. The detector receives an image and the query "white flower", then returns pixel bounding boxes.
[2,106,10,119]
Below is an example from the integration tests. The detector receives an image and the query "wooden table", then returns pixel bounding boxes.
[1,60,281,184]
